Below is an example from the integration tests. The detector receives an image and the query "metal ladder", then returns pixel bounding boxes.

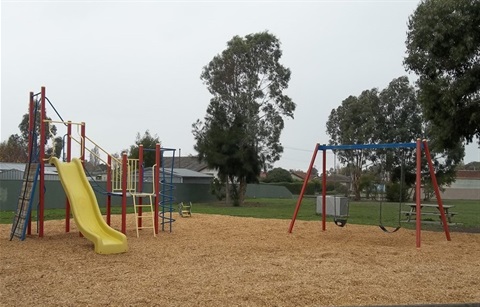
[10,162,40,241]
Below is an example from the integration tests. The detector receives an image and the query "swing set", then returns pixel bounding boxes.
[288,139,452,248]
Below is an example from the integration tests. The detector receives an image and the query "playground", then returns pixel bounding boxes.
[3,87,480,305]
[1,213,480,306]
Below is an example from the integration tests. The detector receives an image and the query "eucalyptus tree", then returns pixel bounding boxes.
[327,78,423,200]
[327,76,458,201]
[0,134,28,162]
[377,77,422,186]
[193,31,295,205]
[326,89,381,200]
[15,108,62,160]
[404,0,480,161]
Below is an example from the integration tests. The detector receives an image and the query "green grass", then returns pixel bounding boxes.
[2,198,479,232]
[0,206,136,225]
[192,197,480,232]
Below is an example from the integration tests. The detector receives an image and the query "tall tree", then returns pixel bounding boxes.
[326,77,457,201]
[404,0,480,161]
[326,89,381,200]
[376,77,423,188]
[0,103,62,162]
[0,134,28,162]
[193,31,295,205]
[128,130,161,167]
[89,146,101,167]
[18,104,61,159]
[378,77,423,144]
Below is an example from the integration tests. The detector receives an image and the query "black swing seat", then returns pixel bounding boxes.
[379,224,401,233]
[334,218,348,227]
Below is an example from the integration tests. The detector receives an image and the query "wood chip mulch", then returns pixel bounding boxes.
[1,213,479,306]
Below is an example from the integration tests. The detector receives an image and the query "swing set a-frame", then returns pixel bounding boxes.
[288,139,451,248]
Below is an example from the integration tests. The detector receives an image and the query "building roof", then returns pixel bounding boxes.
[161,156,209,172]
[170,168,213,178]
[456,170,480,179]
[291,171,306,180]
[142,168,213,179]
[290,170,317,181]
[0,162,25,172]
[0,162,58,175]
[326,174,351,183]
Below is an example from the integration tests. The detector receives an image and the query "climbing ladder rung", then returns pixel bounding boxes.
[10,162,40,241]
[131,193,156,238]
[136,214,154,218]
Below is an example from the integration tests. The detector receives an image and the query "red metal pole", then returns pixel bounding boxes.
[322,148,327,231]
[138,145,144,228]
[423,140,451,241]
[27,93,34,236]
[415,139,422,248]
[155,143,160,234]
[106,155,112,226]
[39,86,46,237]
[65,121,72,232]
[288,143,319,233]
[121,153,127,234]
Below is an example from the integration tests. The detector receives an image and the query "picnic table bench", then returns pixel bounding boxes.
[402,203,457,225]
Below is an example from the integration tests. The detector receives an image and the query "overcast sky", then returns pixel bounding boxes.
[1,0,479,171]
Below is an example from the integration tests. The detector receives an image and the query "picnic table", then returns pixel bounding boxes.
[402,203,457,225]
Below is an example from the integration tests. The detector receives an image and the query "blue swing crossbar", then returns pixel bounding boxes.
[317,142,418,151]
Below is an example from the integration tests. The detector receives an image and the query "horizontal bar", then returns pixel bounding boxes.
[43,119,84,125]
[143,147,176,152]
[318,142,419,150]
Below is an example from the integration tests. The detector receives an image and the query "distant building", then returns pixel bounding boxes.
[0,162,213,184]
[441,170,480,200]
[0,162,59,181]
[161,156,218,178]
[142,167,213,184]
[290,170,317,182]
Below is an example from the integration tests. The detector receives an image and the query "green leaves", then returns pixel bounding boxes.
[264,167,293,183]
[326,77,425,200]
[128,130,160,167]
[0,134,28,162]
[193,31,295,205]
[405,0,480,155]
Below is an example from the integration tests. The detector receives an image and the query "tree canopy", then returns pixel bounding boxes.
[326,87,382,200]
[264,167,292,183]
[193,31,295,205]
[0,103,61,162]
[128,130,160,167]
[326,76,456,200]
[404,0,480,159]
[0,134,28,162]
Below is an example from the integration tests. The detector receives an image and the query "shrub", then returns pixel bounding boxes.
[385,182,409,202]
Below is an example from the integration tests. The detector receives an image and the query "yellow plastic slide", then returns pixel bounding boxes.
[50,157,128,254]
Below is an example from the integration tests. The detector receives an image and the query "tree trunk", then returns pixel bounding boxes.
[229,175,240,206]
[353,170,361,201]
[238,177,247,205]
[225,179,230,205]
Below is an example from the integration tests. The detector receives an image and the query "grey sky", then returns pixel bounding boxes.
[1,0,478,170]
